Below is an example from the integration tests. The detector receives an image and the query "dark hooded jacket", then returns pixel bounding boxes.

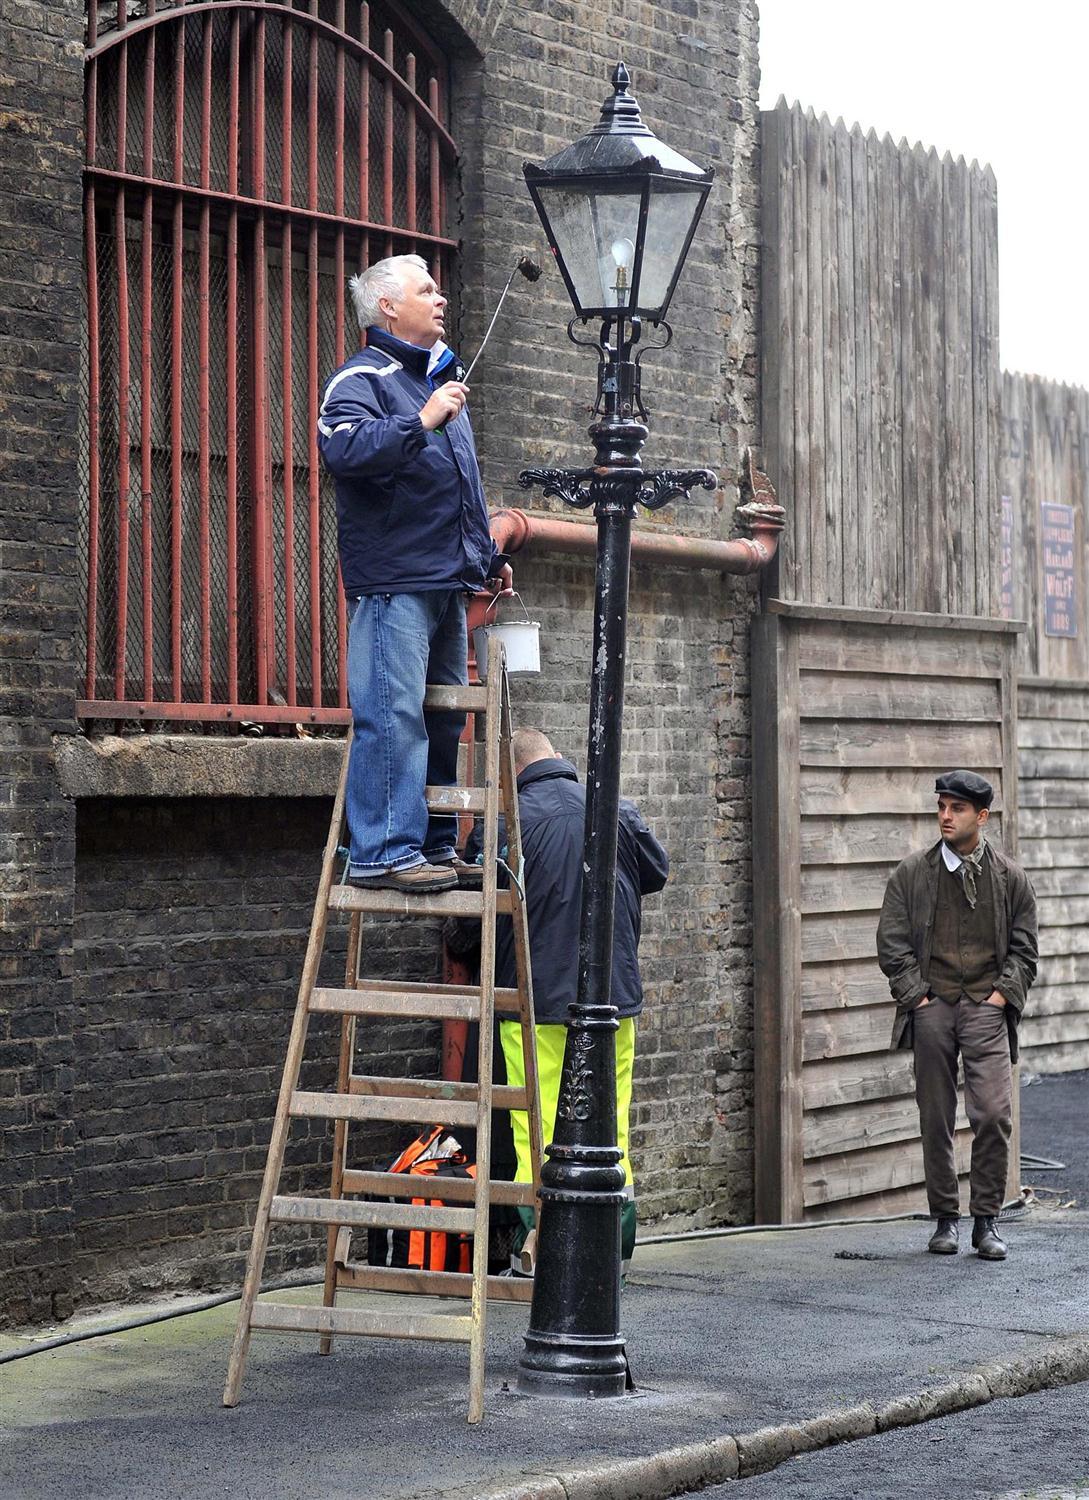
[876,839,1038,1061]
[317,327,501,596]
[468,758,669,1024]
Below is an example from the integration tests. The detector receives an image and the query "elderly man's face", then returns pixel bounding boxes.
[383,266,447,348]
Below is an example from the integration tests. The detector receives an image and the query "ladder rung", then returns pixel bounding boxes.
[270,1194,474,1234]
[340,1169,537,1208]
[249,1301,472,1343]
[328,886,512,918]
[310,985,481,1022]
[336,1262,534,1303]
[291,1090,478,1128]
[423,684,488,712]
[425,785,487,814]
[348,1075,528,1112]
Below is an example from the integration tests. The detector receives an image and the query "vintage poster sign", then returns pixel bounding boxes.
[1000,495,1014,620]
[1041,502,1077,638]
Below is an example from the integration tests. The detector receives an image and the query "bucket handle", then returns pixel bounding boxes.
[484,590,532,624]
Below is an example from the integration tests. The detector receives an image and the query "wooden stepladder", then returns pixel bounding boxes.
[223,636,543,1423]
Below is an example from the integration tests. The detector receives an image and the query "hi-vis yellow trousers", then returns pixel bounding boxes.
[500,1018,637,1264]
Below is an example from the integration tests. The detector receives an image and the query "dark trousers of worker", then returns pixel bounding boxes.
[913,997,1013,1218]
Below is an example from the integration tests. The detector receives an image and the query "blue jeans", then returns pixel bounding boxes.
[345,590,467,876]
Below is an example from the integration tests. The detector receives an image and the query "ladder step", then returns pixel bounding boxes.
[309,981,523,1020]
[328,886,512,918]
[311,985,480,1022]
[340,1169,537,1208]
[291,1089,478,1128]
[336,1262,534,1303]
[425,785,487,814]
[249,1300,472,1343]
[423,684,488,713]
[270,1194,474,1234]
[348,1075,529,1112]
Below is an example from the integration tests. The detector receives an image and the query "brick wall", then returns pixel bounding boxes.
[71,796,447,1308]
[4,0,762,1324]
[0,0,85,1325]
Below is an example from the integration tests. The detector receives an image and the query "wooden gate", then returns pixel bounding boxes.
[752,602,1022,1222]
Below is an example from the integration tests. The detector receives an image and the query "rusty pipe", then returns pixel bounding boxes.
[489,503,783,576]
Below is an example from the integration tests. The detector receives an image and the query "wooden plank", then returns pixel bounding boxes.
[1019,983,1089,1019]
[310,985,481,1021]
[270,1193,475,1234]
[799,718,1000,768]
[1034,952,1089,985]
[822,111,844,607]
[340,1168,536,1208]
[328,885,512,918]
[800,958,890,1012]
[876,130,903,607]
[944,152,973,615]
[1041,926,1089,958]
[1018,685,1089,722]
[800,670,999,722]
[797,622,1006,678]
[852,122,875,608]
[425,785,486,813]
[759,102,794,599]
[800,861,894,914]
[1019,749,1089,780]
[752,612,804,1223]
[791,101,811,600]
[290,1089,478,1128]
[336,1262,533,1303]
[801,767,1003,817]
[1018,778,1089,810]
[802,911,880,964]
[802,1002,891,1061]
[768,598,1020,635]
[422,684,487,712]
[806,107,827,603]
[837,117,859,608]
[1015,1012,1089,1048]
[1021,838,1089,870]
[899,139,920,613]
[802,1051,916,1111]
[804,1093,969,1159]
[347,1074,527,1112]
[1025,866,1089,897]
[1019,720,1089,751]
[1018,1039,1089,1074]
[805,1180,934,1220]
[800,814,939,865]
[978,164,1000,619]
[803,1130,973,1208]
[249,1301,472,1343]
[1036,895,1089,927]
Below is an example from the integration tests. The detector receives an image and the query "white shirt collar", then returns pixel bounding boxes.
[941,842,963,872]
[426,339,448,375]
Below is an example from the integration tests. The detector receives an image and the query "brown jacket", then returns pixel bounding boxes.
[876,840,1038,1060]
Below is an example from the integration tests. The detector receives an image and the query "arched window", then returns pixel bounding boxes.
[80,0,457,724]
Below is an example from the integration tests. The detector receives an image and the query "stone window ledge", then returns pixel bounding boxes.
[54,733,344,800]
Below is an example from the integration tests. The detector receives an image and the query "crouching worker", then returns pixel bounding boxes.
[466,728,669,1271]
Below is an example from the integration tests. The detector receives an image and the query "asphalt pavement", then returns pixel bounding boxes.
[1,1074,1086,1500]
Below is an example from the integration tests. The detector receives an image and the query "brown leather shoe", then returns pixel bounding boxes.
[349,863,457,893]
[971,1216,1007,1260]
[432,856,483,888]
[928,1216,959,1254]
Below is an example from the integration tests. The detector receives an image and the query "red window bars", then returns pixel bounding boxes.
[80,0,456,725]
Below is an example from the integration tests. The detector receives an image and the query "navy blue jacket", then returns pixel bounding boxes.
[468,758,669,1024]
[317,327,501,596]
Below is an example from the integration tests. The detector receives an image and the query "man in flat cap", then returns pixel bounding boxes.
[877,771,1038,1260]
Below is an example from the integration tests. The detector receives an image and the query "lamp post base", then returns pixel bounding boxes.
[517,1330,628,1398]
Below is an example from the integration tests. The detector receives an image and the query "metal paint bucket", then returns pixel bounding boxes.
[473,592,541,678]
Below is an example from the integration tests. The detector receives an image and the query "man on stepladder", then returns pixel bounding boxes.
[877,771,1038,1260]
[318,254,511,894]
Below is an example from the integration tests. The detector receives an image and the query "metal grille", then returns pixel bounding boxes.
[80,0,456,724]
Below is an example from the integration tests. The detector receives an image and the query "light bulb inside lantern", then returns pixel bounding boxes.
[610,237,635,293]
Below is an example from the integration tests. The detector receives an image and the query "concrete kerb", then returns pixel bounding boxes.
[476,1336,1089,1500]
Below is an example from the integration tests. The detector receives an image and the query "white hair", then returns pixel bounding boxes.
[348,254,430,330]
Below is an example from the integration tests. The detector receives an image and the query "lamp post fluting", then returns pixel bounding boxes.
[516,63,716,1398]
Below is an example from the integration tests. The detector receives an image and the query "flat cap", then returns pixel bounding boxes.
[935,770,994,808]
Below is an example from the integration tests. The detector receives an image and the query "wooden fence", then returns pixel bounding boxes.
[760,101,1000,618]
[1001,373,1089,678]
[752,603,1021,1222]
[1017,679,1089,1071]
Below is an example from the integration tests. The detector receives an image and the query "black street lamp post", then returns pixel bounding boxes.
[516,63,717,1398]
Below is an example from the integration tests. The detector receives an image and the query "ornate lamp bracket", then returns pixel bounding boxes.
[518,467,595,509]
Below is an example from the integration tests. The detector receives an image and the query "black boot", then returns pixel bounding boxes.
[971,1215,1007,1260]
[927,1216,959,1254]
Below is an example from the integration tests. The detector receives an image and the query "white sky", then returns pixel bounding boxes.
[757,0,1089,388]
